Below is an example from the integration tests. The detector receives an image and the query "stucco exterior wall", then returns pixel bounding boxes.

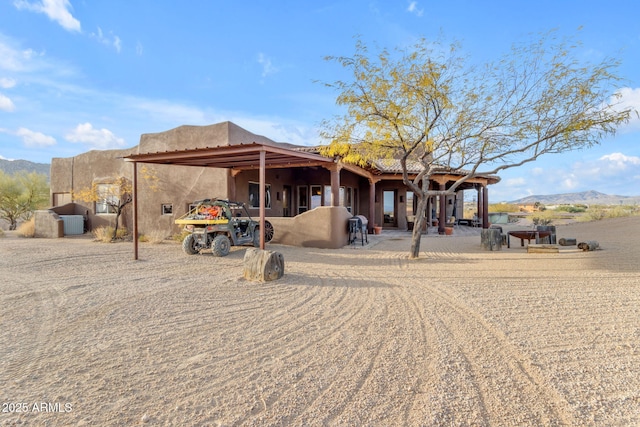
[268,206,353,249]
[33,210,64,238]
[50,122,259,238]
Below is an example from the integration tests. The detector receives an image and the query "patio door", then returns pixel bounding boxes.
[283,185,291,217]
[383,190,397,227]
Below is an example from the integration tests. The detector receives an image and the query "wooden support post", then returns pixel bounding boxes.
[259,149,266,250]
[132,161,139,260]
[482,185,489,229]
[369,179,377,232]
[330,163,340,207]
[438,183,446,235]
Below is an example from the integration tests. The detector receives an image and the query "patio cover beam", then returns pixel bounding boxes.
[124,142,336,260]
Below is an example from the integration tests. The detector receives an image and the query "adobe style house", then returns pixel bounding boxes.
[47,122,499,248]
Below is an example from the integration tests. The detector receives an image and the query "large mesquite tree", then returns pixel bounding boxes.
[321,33,633,259]
[0,171,49,230]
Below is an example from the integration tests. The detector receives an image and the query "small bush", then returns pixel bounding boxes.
[93,226,128,242]
[531,210,557,226]
[488,203,520,213]
[16,219,35,237]
[140,230,167,244]
[578,205,640,222]
[172,230,190,243]
[555,205,586,213]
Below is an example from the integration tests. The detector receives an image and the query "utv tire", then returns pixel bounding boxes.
[264,220,274,242]
[252,221,275,247]
[211,234,231,257]
[182,234,199,255]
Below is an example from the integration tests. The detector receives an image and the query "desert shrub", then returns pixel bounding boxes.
[579,207,606,222]
[172,230,190,243]
[607,205,639,218]
[93,226,128,242]
[531,210,557,226]
[579,205,639,222]
[16,218,35,237]
[555,205,586,213]
[0,229,4,238]
[488,203,520,213]
[140,229,167,244]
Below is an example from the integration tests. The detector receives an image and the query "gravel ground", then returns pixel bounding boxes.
[1,216,639,426]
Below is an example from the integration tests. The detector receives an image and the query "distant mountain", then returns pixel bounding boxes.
[0,159,50,180]
[510,190,640,206]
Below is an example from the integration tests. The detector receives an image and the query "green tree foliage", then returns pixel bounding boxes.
[0,171,50,230]
[321,32,633,258]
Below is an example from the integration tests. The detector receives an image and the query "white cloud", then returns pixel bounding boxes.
[407,1,424,16]
[13,0,81,32]
[90,27,122,53]
[0,93,15,111]
[599,152,640,169]
[504,177,526,186]
[136,41,144,56]
[257,53,278,78]
[0,39,38,72]
[561,175,579,190]
[65,122,126,149]
[16,127,57,147]
[612,87,640,129]
[129,99,208,124]
[530,167,544,176]
[0,78,17,89]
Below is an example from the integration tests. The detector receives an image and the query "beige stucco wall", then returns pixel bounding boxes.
[268,206,353,249]
[33,210,64,238]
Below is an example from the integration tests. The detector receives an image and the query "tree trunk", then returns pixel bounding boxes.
[409,194,429,259]
[558,237,577,246]
[243,248,285,281]
[112,210,121,241]
[578,241,600,251]
[481,228,503,251]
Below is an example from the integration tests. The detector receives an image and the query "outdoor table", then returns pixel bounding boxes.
[507,230,552,248]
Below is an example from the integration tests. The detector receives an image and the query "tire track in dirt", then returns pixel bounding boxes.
[221,276,381,425]
[405,277,577,425]
[2,280,67,388]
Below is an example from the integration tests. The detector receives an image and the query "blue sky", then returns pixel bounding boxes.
[1,0,639,201]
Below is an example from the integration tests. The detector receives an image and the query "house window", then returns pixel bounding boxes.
[248,182,271,209]
[323,185,346,207]
[297,185,308,214]
[161,204,173,215]
[96,184,118,214]
[310,185,322,209]
[323,185,332,206]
